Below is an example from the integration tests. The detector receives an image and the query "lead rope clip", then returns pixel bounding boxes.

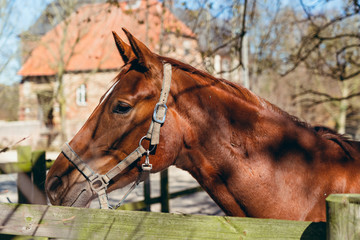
[142,150,152,171]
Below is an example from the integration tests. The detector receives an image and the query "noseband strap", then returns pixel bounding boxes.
[60,63,172,209]
[61,143,147,209]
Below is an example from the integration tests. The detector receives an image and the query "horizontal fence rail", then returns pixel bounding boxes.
[1,194,360,239]
[0,203,326,240]
[0,160,54,174]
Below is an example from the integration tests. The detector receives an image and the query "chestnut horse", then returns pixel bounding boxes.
[45,29,360,222]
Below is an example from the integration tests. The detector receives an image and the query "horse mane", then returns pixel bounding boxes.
[158,56,360,160]
[112,53,359,160]
[159,56,310,128]
[159,56,262,106]
[313,126,360,160]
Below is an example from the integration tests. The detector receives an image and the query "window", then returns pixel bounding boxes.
[76,83,87,106]
[125,0,141,10]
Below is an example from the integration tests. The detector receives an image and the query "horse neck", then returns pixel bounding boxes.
[171,69,275,158]
[171,70,330,216]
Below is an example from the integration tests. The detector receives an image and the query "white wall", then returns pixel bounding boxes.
[0,120,42,148]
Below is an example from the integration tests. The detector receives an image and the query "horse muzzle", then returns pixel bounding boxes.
[46,174,93,207]
[45,153,94,207]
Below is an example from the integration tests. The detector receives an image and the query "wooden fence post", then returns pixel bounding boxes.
[17,146,32,204]
[17,147,47,205]
[143,178,151,211]
[326,194,360,240]
[31,150,47,204]
[160,169,169,212]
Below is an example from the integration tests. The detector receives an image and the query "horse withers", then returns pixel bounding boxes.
[45,28,360,222]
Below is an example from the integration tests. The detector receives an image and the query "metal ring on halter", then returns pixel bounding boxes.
[139,136,156,153]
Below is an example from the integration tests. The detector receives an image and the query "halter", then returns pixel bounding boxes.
[61,63,172,209]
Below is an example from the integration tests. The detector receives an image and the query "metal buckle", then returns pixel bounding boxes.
[142,150,152,171]
[153,103,167,124]
[142,164,152,171]
[89,174,108,193]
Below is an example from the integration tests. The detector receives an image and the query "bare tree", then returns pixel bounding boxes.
[175,0,258,85]
[283,0,360,134]
[0,0,22,122]
[174,0,359,136]
[0,84,18,120]
[22,0,104,143]
[0,0,17,75]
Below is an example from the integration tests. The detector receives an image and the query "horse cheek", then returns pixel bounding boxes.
[155,110,183,171]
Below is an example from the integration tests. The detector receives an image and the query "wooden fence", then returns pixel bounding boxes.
[0,202,326,239]
[326,194,360,239]
[1,194,359,239]
[0,146,203,211]
[0,146,49,205]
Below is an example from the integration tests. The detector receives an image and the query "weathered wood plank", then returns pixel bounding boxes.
[0,160,54,174]
[0,233,47,240]
[0,203,325,239]
[326,194,360,240]
[0,162,33,174]
[160,169,169,212]
[17,146,32,204]
[143,177,151,211]
[31,151,47,205]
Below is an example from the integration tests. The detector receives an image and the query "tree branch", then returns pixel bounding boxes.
[237,0,248,69]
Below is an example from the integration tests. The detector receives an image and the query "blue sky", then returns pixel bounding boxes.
[0,0,52,85]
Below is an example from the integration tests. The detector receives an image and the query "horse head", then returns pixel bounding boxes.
[45,29,183,208]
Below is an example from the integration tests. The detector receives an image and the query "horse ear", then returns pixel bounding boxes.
[122,28,158,69]
[112,31,134,64]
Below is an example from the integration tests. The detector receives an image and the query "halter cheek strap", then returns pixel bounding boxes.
[60,63,172,209]
[147,63,172,145]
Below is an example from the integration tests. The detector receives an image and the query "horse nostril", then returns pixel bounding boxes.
[46,176,64,203]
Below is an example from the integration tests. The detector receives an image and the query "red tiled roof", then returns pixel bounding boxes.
[18,1,194,76]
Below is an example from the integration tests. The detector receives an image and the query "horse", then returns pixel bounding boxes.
[45,28,360,222]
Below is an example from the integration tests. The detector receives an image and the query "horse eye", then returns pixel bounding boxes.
[113,102,132,114]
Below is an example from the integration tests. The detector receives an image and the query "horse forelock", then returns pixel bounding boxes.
[99,62,139,105]
[98,65,130,105]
